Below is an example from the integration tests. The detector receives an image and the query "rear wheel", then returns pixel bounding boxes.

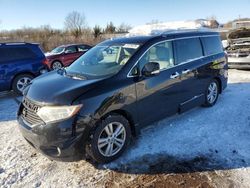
[87,114,131,163]
[203,79,219,107]
[51,61,63,70]
[12,74,34,95]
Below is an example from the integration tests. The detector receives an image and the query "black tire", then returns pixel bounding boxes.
[51,61,63,70]
[12,74,34,95]
[87,114,132,163]
[203,79,219,107]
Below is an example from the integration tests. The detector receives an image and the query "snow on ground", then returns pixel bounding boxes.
[0,97,111,188]
[0,69,250,187]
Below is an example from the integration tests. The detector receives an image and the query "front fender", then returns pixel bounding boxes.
[74,81,138,130]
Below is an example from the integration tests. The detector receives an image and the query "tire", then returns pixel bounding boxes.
[51,61,63,70]
[12,74,34,95]
[87,114,132,163]
[203,79,219,107]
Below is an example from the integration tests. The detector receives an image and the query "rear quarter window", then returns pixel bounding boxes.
[77,45,90,52]
[174,38,203,65]
[0,46,37,63]
[201,36,223,55]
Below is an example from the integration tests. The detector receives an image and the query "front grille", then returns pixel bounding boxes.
[21,98,44,126]
[227,52,249,58]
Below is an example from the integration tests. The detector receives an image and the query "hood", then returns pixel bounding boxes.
[228,28,250,40]
[226,28,250,54]
[45,53,63,59]
[25,71,104,105]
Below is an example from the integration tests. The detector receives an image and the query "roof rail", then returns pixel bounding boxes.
[0,42,39,46]
[160,28,214,35]
[127,21,217,37]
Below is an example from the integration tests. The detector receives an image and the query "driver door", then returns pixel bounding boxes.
[135,41,188,126]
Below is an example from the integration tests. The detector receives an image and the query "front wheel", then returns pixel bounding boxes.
[87,114,131,163]
[203,79,219,107]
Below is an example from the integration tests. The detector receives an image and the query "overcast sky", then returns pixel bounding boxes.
[0,0,250,30]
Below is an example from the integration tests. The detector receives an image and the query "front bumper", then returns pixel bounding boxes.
[17,115,90,161]
[228,57,250,69]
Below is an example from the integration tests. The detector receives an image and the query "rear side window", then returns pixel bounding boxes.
[77,45,89,52]
[0,47,37,63]
[174,38,203,65]
[201,36,223,55]
[65,46,77,53]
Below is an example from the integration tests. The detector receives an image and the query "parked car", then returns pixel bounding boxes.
[45,44,92,70]
[17,30,228,163]
[0,42,47,94]
[226,28,250,69]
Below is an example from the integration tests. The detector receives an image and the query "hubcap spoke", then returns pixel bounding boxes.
[114,137,124,148]
[104,123,113,136]
[114,124,124,136]
[105,143,113,156]
[98,138,109,148]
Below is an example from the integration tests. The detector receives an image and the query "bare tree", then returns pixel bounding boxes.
[64,11,87,38]
[117,23,131,33]
[105,22,116,34]
[93,25,102,38]
[206,15,219,28]
[146,19,160,25]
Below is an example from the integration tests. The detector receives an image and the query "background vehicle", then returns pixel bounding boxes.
[0,42,46,94]
[45,44,92,70]
[226,28,250,69]
[17,30,228,163]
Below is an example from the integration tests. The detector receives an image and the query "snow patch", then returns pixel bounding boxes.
[127,21,210,36]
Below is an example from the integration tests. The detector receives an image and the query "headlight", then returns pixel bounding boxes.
[37,104,82,124]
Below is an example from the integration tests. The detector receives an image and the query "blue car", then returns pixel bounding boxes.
[0,42,47,94]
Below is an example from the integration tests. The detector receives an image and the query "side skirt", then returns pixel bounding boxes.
[179,94,205,113]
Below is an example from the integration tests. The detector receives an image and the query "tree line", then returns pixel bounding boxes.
[0,11,131,51]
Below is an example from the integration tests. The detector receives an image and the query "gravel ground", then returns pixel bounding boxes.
[0,69,250,188]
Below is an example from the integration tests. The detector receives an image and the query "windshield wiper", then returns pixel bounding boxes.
[66,72,87,80]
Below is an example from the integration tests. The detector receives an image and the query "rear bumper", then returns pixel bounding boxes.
[228,57,250,69]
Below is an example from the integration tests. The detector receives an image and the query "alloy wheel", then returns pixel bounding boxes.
[52,61,62,70]
[207,82,218,104]
[97,122,126,157]
[16,77,31,93]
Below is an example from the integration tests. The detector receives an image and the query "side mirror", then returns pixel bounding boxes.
[142,62,160,77]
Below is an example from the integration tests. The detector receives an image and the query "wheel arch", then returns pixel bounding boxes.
[11,72,35,89]
[214,77,222,94]
[52,59,62,64]
[100,109,137,137]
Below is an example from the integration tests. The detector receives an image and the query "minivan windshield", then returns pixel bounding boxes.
[65,43,140,78]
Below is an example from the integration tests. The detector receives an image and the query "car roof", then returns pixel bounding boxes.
[99,29,219,46]
[0,42,39,46]
[58,44,90,48]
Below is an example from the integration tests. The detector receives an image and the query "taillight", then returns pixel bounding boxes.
[42,58,49,65]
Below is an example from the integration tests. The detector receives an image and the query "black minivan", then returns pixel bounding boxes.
[17,30,228,163]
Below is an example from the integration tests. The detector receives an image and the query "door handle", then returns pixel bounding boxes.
[170,72,179,79]
[182,69,191,74]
